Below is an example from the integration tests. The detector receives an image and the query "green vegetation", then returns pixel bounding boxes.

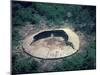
[12,29,22,46]
[12,56,39,74]
[53,41,96,71]
[12,1,96,28]
[12,1,96,74]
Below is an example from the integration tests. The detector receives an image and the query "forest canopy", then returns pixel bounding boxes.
[12,1,96,34]
[12,1,96,74]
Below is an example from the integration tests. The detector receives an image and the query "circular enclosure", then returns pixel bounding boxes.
[22,28,80,59]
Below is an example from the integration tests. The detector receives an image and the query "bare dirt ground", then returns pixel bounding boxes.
[22,28,80,59]
[14,24,87,72]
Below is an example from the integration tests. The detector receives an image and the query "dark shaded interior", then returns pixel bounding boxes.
[12,1,96,74]
[33,30,68,43]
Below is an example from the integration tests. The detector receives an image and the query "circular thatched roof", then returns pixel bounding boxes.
[22,28,80,59]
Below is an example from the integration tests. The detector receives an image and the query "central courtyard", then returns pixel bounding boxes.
[22,28,80,59]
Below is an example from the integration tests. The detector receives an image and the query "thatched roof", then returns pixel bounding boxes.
[22,28,80,59]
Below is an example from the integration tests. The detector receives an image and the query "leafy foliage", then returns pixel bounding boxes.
[12,1,96,74]
[12,57,39,74]
[53,40,96,71]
